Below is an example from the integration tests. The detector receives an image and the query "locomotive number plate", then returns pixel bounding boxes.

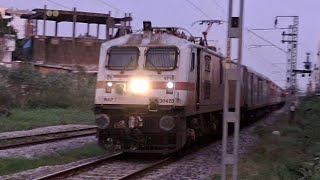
[104,97,118,103]
[159,99,174,103]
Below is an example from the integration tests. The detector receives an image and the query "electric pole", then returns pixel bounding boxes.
[221,0,244,179]
[275,16,299,96]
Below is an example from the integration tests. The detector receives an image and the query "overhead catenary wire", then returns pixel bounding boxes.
[247,48,286,72]
[200,0,288,54]
[246,29,287,54]
[184,0,228,48]
[47,0,72,10]
[95,0,145,22]
[96,0,125,13]
[247,50,287,87]
[210,0,228,19]
[246,33,286,72]
[185,0,213,19]
[185,0,288,84]
[184,0,287,79]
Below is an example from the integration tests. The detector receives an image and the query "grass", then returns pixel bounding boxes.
[0,143,106,176]
[0,108,94,132]
[210,97,320,179]
[233,98,320,180]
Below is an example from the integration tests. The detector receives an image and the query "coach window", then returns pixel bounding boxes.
[205,55,211,72]
[219,60,223,84]
[204,80,211,99]
[191,52,195,71]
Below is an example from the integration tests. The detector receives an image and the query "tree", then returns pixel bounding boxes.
[0,15,17,36]
[0,15,17,62]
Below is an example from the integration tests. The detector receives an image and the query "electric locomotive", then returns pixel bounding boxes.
[94,22,285,154]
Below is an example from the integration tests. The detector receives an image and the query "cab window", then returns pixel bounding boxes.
[107,47,139,70]
[145,47,178,71]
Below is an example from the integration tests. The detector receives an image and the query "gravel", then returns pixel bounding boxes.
[142,108,286,180]
[0,125,96,140]
[0,125,97,159]
[0,108,286,180]
[0,136,97,158]
[0,155,106,180]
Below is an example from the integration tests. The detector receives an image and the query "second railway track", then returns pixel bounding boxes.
[0,127,97,150]
[34,152,174,180]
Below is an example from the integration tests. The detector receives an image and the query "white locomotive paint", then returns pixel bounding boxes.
[95,31,284,116]
[95,33,199,110]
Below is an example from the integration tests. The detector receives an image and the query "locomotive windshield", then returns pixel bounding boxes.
[107,47,139,70]
[145,47,178,71]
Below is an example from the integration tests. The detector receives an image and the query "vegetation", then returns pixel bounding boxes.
[0,108,94,132]
[0,143,106,176]
[0,64,96,109]
[0,64,96,131]
[219,97,320,180]
[12,39,28,61]
[0,16,17,37]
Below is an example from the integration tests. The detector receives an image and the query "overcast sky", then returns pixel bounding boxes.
[1,0,318,90]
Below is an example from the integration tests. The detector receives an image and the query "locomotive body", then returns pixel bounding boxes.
[94,26,285,154]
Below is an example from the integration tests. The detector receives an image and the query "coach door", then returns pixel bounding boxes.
[196,49,201,110]
[250,74,253,106]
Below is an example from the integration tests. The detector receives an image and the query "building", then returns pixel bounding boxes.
[0,35,16,68]
[0,7,17,68]
[6,7,132,74]
[0,7,31,39]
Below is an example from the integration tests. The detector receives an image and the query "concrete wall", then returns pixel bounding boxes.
[34,66,72,75]
[0,36,15,68]
[32,36,105,65]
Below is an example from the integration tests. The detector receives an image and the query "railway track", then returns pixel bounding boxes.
[0,127,96,150]
[34,152,174,180]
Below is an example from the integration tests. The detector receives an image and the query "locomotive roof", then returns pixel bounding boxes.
[100,31,283,90]
[101,31,223,57]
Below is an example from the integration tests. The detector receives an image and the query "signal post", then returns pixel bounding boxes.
[221,0,245,179]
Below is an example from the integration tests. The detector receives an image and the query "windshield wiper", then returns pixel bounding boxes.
[120,57,135,73]
[147,59,161,74]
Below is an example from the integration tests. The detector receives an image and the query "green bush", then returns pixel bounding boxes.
[0,64,96,110]
[238,99,320,180]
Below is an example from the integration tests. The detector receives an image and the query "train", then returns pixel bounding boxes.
[94,22,286,154]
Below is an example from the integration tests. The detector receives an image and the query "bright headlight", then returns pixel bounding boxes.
[166,82,174,89]
[129,78,150,94]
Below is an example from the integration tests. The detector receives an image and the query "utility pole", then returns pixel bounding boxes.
[221,0,244,179]
[275,16,299,96]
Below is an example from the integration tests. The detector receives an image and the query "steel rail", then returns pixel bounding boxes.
[34,152,124,180]
[118,157,173,180]
[0,127,96,150]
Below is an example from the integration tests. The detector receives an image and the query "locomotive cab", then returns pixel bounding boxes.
[95,35,189,153]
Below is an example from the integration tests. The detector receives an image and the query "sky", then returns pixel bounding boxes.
[1,0,319,90]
